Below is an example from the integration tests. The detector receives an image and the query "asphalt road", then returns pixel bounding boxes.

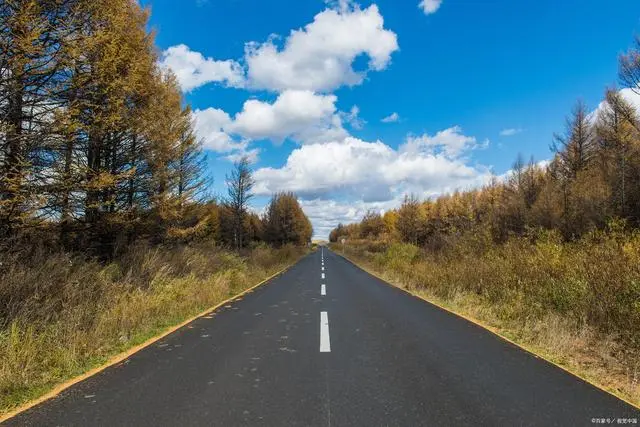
[5,248,638,426]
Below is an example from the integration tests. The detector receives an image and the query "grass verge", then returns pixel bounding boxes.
[0,242,308,416]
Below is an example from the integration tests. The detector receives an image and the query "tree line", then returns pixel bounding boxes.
[201,158,313,250]
[330,36,640,246]
[0,0,312,256]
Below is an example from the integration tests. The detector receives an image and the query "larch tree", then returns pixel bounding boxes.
[0,0,76,235]
[396,194,421,245]
[552,100,596,180]
[263,192,312,246]
[139,70,184,236]
[174,106,207,212]
[619,36,640,95]
[0,0,225,254]
[596,89,640,221]
[225,156,254,250]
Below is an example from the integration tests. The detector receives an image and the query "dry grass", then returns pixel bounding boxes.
[332,229,640,407]
[0,241,306,414]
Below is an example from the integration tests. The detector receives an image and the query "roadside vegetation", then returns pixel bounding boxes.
[329,37,640,406]
[0,0,313,414]
[0,242,304,413]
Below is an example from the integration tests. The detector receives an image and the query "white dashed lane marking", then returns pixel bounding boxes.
[320,311,331,352]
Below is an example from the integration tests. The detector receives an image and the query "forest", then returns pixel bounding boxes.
[0,0,312,253]
[0,0,312,412]
[329,37,640,404]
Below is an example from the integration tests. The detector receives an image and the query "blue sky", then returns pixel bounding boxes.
[142,0,640,238]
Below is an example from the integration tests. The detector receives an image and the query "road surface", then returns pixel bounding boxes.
[5,248,638,426]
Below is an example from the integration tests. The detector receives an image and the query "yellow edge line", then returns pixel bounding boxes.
[334,250,640,411]
[0,259,301,423]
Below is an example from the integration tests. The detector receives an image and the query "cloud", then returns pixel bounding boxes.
[381,112,400,123]
[193,90,351,159]
[343,105,365,130]
[160,0,399,96]
[245,3,398,92]
[230,90,348,144]
[255,128,492,238]
[253,133,492,203]
[616,87,640,109]
[225,148,260,164]
[192,108,258,162]
[401,126,487,157]
[418,0,442,15]
[192,108,236,152]
[160,44,245,92]
[161,0,400,95]
[300,198,398,239]
[499,128,523,137]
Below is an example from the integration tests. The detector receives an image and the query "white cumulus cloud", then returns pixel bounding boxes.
[225,148,260,164]
[192,108,258,161]
[230,90,346,143]
[419,0,442,15]
[253,133,491,202]
[254,129,493,238]
[381,112,400,123]
[193,90,352,159]
[192,108,236,152]
[301,198,398,239]
[402,126,486,157]
[245,3,398,92]
[159,44,245,92]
